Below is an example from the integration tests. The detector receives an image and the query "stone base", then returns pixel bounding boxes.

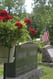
[6,68,43,79]
[39,62,53,67]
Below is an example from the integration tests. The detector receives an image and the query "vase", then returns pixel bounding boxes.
[0,42,16,63]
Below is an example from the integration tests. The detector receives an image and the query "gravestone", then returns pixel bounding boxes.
[5,42,42,79]
[42,45,53,63]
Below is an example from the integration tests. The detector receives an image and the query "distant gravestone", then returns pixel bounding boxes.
[5,42,42,79]
[42,45,53,63]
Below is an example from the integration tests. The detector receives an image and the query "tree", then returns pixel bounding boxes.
[0,0,4,11]
[14,0,25,14]
[2,0,16,14]
[2,0,25,15]
[48,0,53,7]
[32,0,53,38]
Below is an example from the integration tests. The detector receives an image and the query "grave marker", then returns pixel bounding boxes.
[4,42,42,79]
[42,45,53,63]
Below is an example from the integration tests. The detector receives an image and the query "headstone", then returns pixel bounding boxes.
[5,42,42,79]
[16,42,37,76]
[42,45,53,63]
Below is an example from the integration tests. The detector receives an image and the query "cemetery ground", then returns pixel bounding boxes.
[0,64,3,76]
[0,53,53,79]
[38,53,53,79]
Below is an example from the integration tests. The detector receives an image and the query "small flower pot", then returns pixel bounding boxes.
[0,42,16,63]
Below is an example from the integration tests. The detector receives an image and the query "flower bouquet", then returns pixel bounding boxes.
[0,10,36,63]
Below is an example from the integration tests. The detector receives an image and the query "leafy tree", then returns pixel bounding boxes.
[0,0,4,11]
[2,0,16,14]
[2,0,25,15]
[32,0,53,39]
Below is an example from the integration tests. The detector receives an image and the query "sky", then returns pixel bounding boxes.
[25,0,33,13]
[25,0,49,13]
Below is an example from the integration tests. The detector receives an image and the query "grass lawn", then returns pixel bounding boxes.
[0,64,3,76]
[39,65,53,79]
[38,53,53,79]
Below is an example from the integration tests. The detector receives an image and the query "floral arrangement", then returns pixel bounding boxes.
[0,10,36,48]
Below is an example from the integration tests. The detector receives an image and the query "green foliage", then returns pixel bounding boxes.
[0,66,3,76]
[33,39,47,53]
[0,20,31,47]
[32,0,53,38]
[2,0,25,14]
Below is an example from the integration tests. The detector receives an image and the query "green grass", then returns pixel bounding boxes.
[38,53,53,79]
[0,65,3,76]
[40,65,53,79]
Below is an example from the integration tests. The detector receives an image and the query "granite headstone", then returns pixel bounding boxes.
[42,45,53,63]
[5,42,42,79]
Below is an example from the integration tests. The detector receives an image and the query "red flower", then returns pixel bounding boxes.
[29,27,36,35]
[0,10,13,22]
[7,15,13,19]
[0,16,9,22]
[0,16,4,21]
[15,21,23,29]
[24,18,31,25]
[3,16,11,22]
[15,20,20,24]
[0,16,13,22]
[0,10,8,17]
